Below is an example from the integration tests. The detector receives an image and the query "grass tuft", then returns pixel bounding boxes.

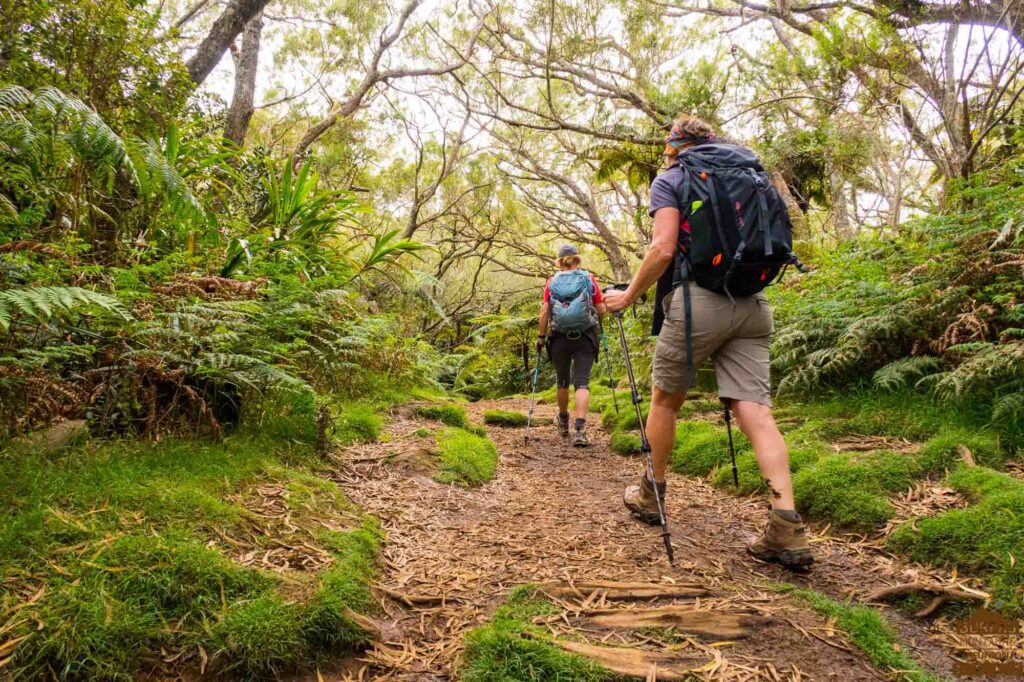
[416,404,469,428]
[483,410,528,427]
[460,586,611,681]
[610,430,642,455]
[435,428,498,486]
[670,421,751,477]
[335,403,382,445]
[777,585,940,682]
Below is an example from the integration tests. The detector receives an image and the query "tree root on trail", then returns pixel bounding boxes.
[377,585,451,607]
[863,581,989,617]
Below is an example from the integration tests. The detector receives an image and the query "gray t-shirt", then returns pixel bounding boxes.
[648,164,689,337]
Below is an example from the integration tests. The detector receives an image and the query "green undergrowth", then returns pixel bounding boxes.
[777,390,995,444]
[0,434,382,679]
[483,410,528,427]
[435,427,498,486]
[776,585,942,682]
[416,403,469,427]
[889,466,1024,615]
[460,586,611,682]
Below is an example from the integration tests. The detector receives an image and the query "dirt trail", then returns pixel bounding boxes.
[323,398,966,681]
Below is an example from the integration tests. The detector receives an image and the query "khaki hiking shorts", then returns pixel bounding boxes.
[653,285,773,406]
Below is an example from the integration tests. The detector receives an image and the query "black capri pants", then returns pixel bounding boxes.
[548,333,598,390]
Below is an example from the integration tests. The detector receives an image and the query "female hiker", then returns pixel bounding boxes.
[537,245,607,447]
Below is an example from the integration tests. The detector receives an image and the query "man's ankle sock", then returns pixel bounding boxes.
[574,418,586,429]
[773,509,801,522]
[559,412,569,420]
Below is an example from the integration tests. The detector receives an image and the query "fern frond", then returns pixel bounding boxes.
[872,356,943,391]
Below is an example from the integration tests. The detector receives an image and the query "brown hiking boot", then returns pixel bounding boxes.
[573,423,590,448]
[557,412,570,438]
[747,510,814,569]
[623,475,665,525]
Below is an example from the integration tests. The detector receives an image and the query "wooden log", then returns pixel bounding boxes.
[540,580,710,601]
[554,640,699,680]
[583,606,762,639]
[11,420,88,455]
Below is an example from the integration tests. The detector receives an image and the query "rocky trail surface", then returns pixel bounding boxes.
[313,398,990,681]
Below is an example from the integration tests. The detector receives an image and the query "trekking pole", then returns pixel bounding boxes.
[524,349,542,445]
[599,327,619,415]
[610,306,674,565]
[722,400,739,487]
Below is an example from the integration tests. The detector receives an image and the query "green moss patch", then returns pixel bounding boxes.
[483,410,529,427]
[610,431,642,455]
[460,586,611,681]
[435,428,498,486]
[889,467,1024,615]
[777,585,940,682]
[601,402,649,432]
[0,436,380,679]
[416,403,469,428]
[670,421,751,477]
[335,402,383,445]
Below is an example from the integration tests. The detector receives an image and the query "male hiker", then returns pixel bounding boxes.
[603,114,813,568]
[538,245,607,447]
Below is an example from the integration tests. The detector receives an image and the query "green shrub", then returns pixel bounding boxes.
[466,424,488,437]
[416,404,469,427]
[336,403,382,445]
[484,410,528,427]
[461,587,611,682]
[610,431,642,455]
[412,427,433,438]
[670,421,751,477]
[778,586,940,682]
[435,428,498,486]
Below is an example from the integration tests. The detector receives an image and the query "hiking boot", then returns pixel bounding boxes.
[747,510,814,569]
[623,474,665,525]
[557,412,570,438]
[573,424,590,448]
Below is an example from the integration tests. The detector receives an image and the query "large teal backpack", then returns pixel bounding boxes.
[548,269,598,336]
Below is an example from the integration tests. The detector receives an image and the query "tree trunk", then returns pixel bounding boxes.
[223,11,262,147]
[770,170,808,238]
[185,0,271,87]
[829,167,853,239]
